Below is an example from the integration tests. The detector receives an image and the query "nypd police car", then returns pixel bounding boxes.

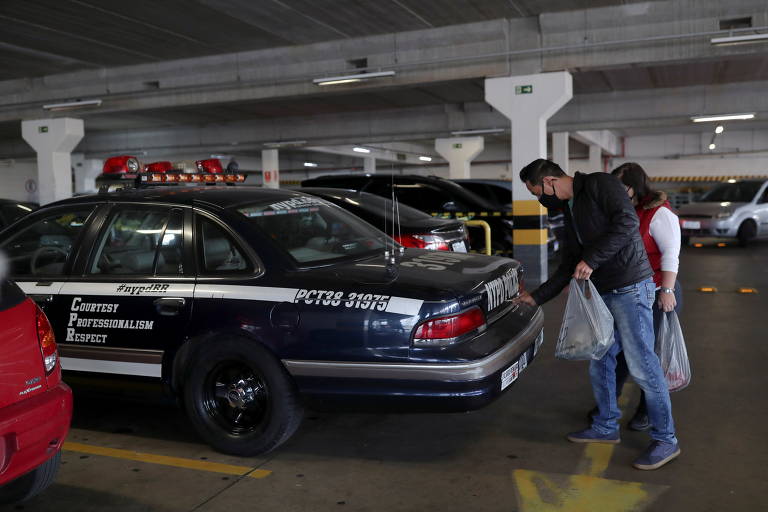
[0,158,544,456]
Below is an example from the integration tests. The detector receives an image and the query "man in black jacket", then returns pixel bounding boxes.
[512,159,680,470]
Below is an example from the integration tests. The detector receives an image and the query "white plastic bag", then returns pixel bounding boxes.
[656,311,691,392]
[555,279,615,361]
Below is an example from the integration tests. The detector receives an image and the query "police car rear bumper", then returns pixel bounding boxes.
[283,307,544,411]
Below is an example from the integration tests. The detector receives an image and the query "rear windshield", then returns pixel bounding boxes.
[0,279,26,312]
[699,182,762,202]
[236,196,388,266]
[339,192,431,223]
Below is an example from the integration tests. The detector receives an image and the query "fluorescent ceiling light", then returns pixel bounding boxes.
[450,128,506,136]
[727,179,737,183]
[263,140,307,148]
[304,162,318,167]
[708,143,716,150]
[42,99,102,111]
[692,113,755,122]
[711,33,768,46]
[715,125,724,134]
[418,156,433,162]
[353,147,371,153]
[313,71,396,86]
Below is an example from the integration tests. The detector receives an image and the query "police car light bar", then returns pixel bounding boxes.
[142,173,245,183]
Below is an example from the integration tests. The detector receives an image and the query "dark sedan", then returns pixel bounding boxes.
[300,187,470,252]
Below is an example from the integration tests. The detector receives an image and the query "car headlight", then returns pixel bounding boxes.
[716,211,732,219]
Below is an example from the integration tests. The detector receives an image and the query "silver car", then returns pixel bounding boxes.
[678,179,768,246]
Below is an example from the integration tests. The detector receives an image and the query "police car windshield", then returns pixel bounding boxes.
[237,196,388,265]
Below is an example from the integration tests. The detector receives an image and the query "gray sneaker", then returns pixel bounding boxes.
[633,441,681,470]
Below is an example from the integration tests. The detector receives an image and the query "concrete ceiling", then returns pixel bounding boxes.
[0,0,639,79]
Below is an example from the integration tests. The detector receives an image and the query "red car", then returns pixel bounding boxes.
[0,277,72,504]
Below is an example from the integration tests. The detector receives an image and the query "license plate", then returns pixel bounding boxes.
[452,241,468,253]
[501,361,520,390]
[682,220,701,229]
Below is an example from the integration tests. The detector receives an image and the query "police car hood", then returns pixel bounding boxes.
[306,249,521,305]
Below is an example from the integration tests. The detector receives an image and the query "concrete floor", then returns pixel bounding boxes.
[8,240,767,512]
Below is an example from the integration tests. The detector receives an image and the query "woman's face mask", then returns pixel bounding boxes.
[538,179,567,209]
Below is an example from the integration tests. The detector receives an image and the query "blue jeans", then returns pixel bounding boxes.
[589,278,677,444]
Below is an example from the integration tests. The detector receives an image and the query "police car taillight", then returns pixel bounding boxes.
[413,306,486,346]
[103,155,141,174]
[145,161,173,173]
[196,159,223,173]
[35,304,58,374]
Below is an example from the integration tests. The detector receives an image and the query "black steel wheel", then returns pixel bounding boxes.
[183,339,303,456]
[737,220,757,247]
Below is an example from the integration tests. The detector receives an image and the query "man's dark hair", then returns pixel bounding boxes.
[519,159,566,186]
[611,162,653,203]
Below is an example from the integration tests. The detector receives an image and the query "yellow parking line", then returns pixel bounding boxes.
[63,442,271,479]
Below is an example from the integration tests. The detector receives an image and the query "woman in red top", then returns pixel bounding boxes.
[609,163,683,430]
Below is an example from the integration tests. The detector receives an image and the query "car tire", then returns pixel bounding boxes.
[183,338,303,456]
[0,450,61,505]
[737,220,757,247]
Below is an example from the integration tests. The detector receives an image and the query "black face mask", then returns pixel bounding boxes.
[538,181,568,209]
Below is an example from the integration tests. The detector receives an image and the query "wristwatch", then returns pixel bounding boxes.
[659,287,674,294]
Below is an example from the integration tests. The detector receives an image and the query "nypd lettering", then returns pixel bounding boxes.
[115,283,170,296]
[484,272,518,311]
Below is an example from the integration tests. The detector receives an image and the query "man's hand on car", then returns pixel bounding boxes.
[512,291,537,307]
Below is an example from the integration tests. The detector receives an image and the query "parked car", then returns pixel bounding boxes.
[451,179,562,258]
[0,276,72,504]
[678,179,768,246]
[300,187,470,252]
[0,160,544,456]
[301,174,513,255]
[0,199,38,231]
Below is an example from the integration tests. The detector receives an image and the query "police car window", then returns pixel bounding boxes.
[197,217,251,274]
[89,208,182,276]
[0,207,94,277]
[237,196,387,265]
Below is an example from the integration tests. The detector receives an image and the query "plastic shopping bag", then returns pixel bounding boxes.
[656,311,691,392]
[555,279,615,361]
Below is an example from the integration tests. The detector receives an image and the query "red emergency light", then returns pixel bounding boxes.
[145,161,173,173]
[103,155,141,174]
[196,159,223,174]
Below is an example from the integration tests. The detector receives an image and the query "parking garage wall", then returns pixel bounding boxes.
[0,160,38,203]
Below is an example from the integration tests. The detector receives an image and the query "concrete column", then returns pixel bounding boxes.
[485,71,573,285]
[363,156,376,174]
[588,144,602,172]
[262,149,279,189]
[434,137,484,179]
[21,118,84,205]
[552,132,569,174]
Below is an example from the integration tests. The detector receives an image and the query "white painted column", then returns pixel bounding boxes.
[21,118,84,205]
[552,132,569,174]
[588,144,602,172]
[262,149,279,189]
[363,156,376,174]
[485,72,573,284]
[434,137,484,179]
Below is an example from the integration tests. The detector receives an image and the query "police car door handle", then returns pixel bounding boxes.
[153,297,186,316]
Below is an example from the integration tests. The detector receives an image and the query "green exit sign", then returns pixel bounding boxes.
[453,143,462,149]
[38,126,48,133]
[515,85,533,94]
